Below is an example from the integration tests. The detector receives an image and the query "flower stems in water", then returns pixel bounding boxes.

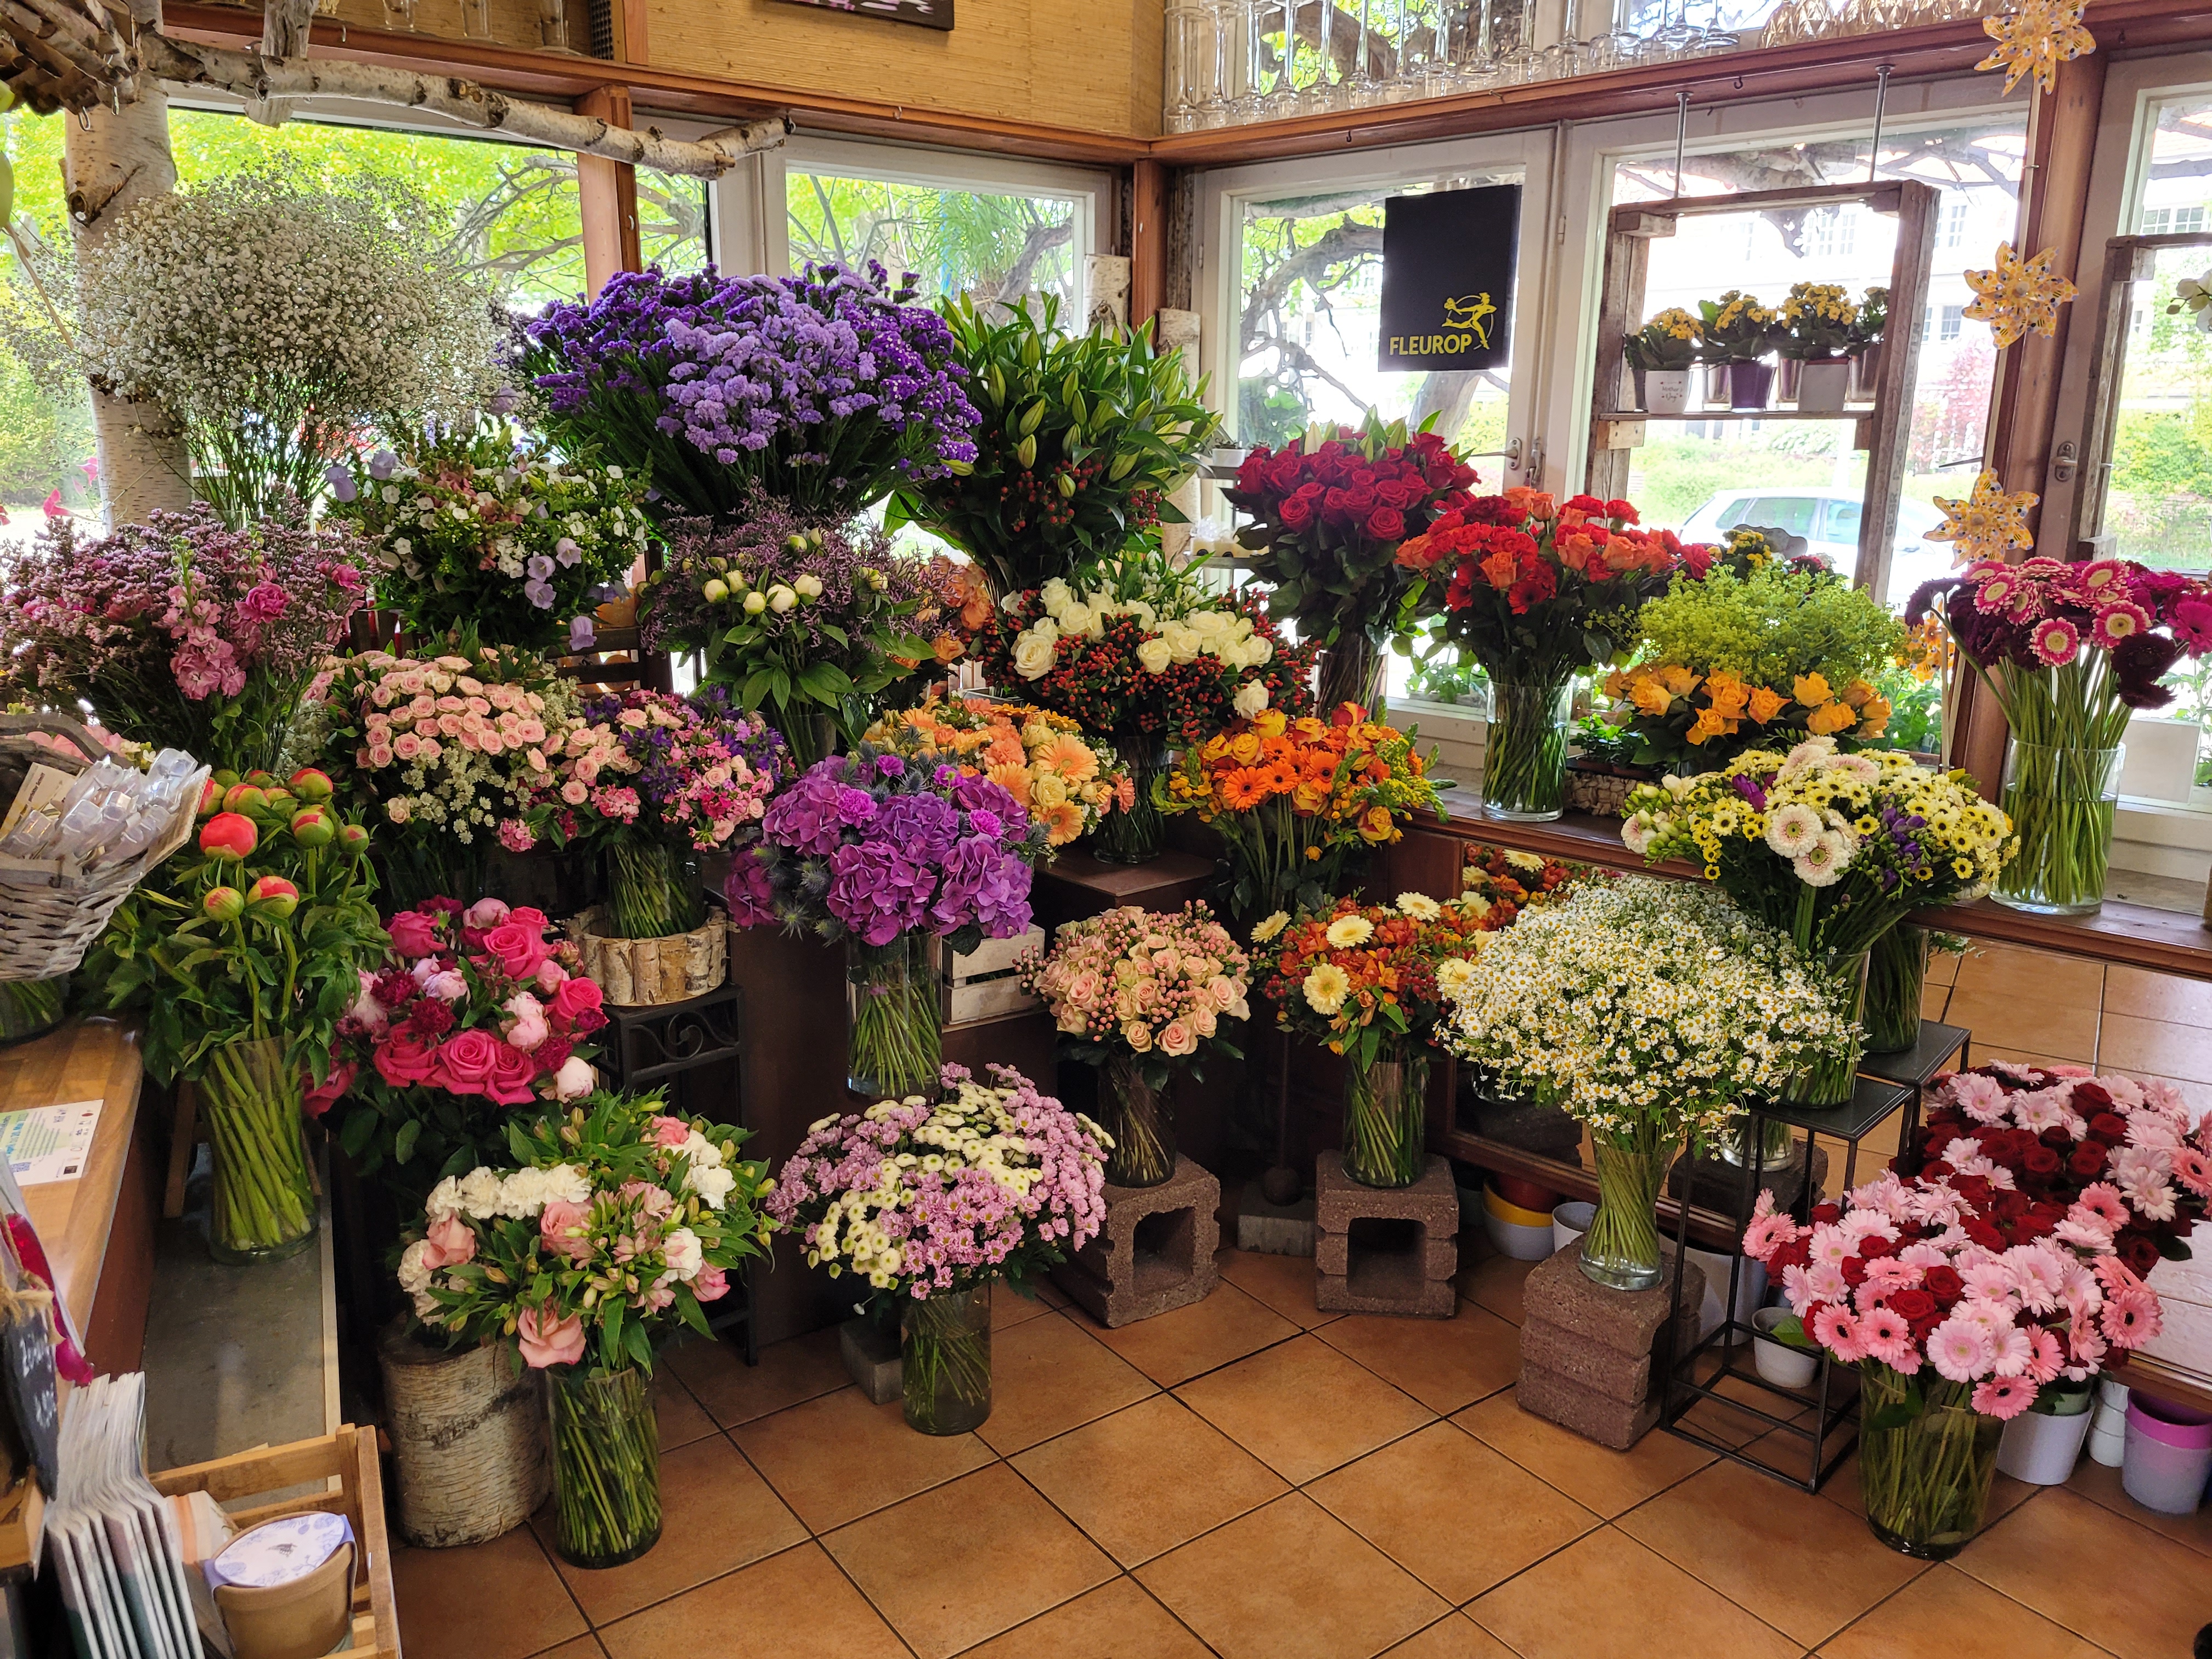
[1858,1364,2000,1559]
[1483,679,1571,819]
[202,1038,317,1261]
[1341,1047,1429,1188]
[608,841,705,940]
[1580,1128,1669,1291]
[546,1366,662,1569]
[901,1286,991,1435]
[848,938,943,1099]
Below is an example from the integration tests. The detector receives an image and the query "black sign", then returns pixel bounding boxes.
[1378,185,1520,373]
[0,1302,58,1499]
[770,0,952,30]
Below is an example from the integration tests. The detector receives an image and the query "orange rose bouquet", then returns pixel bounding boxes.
[865,693,1130,849]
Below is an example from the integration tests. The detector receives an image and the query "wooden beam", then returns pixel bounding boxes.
[576,83,642,299]
[1130,157,1168,330]
[619,0,648,64]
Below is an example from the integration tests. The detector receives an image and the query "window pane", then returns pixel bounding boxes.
[0,107,95,546]
[640,167,711,276]
[783,171,1081,308]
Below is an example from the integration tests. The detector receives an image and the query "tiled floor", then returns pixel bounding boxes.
[392,943,2212,1659]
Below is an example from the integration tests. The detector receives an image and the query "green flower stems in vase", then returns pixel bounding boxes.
[201,1036,318,1263]
[1341,1043,1430,1188]
[1580,1126,1672,1291]
[1215,795,1363,933]
[1858,1364,2002,1559]
[846,935,945,1099]
[545,1365,663,1570]
[1996,740,2121,915]
[1864,926,1929,1054]
[1100,1054,1176,1187]
[1785,949,1870,1107]
[1482,678,1574,821]
[1092,741,1170,866]
[901,1283,991,1435]
[606,841,705,940]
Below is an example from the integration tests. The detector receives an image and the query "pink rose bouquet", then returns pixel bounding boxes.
[331,896,610,1212]
[1017,905,1250,1188]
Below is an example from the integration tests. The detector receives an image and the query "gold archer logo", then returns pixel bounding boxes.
[1442,292,1496,347]
[1387,291,1497,358]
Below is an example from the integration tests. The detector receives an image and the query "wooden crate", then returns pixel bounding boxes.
[950,927,1045,1026]
[150,1426,400,1659]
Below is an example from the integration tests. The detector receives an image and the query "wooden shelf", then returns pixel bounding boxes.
[1597,408,1873,422]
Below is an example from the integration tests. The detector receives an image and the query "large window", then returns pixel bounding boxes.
[0,106,93,546]
[782,168,1082,307]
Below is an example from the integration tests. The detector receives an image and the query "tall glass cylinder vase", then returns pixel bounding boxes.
[901,1282,992,1434]
[846,934,946,1099]
[1092,740,1170,866]
[1991,740,2121,917]
[1715,1114,1803,1174]
[1317,634,1385,717]
[200,1037,319,1265]
[544,1365,662,1569]
[1858,1365,2001,1559]
[1783,950,1869,1108]
[1481,678,1573,821]
[1341,1041,1431,1187]
[1581,1128,1671,1291]
[1864,925,1928,1054]
[606,841,705,940]
[1099,1054,1177,1187]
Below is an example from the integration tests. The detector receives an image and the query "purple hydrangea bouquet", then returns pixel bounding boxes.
[768,1062,1108,1433]
[0,505,370,774]
[520,263,979,523]
[514,687,791,940]
[726,746,1048,1098]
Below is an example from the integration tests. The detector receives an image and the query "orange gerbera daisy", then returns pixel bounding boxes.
[1040,801,1085,845]
[1218,768,1272,810]
[1257,761,1300,795]
[1040,733,1098,783]
[986,762,1032,805]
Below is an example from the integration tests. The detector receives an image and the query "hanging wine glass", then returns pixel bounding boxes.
[1214,0,1253,122]
[1164,0,1195,131]
[1493,0,1542,81]
[1265,0,1303,115]
[1539,0,1587,78]
[1233,0,1273,120]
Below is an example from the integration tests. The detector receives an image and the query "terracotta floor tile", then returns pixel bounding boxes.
[1926,948,1960,987]
[1945,989,2100,1064]
[957,1577,1214,1658]
[1218,1248,1341,1330]
[1616,1455,1927,1647]
[596,1542,907,1659]
[532,1435,806,1625]
[1381,1615,1519,1659]
[1451,1390,1715,1519]
[731,1384,994,1531]
[666,1327,848,1429]
[1314,1301,1521,1416]
[2104,964,2212,1025]
[1079,1280,1302,1387]
[1308,1420,1600,1604]
[821,1463,1116,1659]
[652,1369,718,1452]
[391,1526,588,1659]
[1955,1485,2211,1659]
[1011,1394,1289,1567]
[994,1280,1057,1330]
[532,1640,606,1659]
[2098,1012,2212,1084]
[1176,1334,1435,1485]
[1953,944,2105,1008]
[1136,1492,1449,1659]
[1921,984,1952,1024]
[1815,1563,2104,1659]
[2067,1451,2212,1557]
[968,1312,1155,1457]
[1467,1528,1798,1659]
[1454,1251,1538,1327]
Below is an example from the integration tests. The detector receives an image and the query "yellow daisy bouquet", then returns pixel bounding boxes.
[864,693,1129,849]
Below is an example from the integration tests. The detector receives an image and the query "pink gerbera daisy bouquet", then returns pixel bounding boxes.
[1908,557,2212,912]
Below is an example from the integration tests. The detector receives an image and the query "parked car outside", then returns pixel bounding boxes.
[1674,488,1954,606]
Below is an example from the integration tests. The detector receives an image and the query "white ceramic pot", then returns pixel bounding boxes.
[1644,369,1692,415]
[1550,1200,1595,1256]
[1996,1401,2094,1486]
[1750,1307,1818,1389]
[1796,358,1851,414]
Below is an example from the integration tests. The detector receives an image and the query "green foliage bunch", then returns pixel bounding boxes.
[1635,563,1908,691]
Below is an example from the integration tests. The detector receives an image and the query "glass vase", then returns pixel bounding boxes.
[545,1364,662,1569]
[1317,634,1385,718]
[606,840,705,940]
[0,977,67,1047]
[1783,950,1869,1108]
[901,1282,991,1435]
[200,1037,319,1265]
[1482,678,1573,821]
[1715,1115,1802,1173]
[1858,1364,2001,1560]
[1991,740,2121,916]
[1581,1130,1671,1291]
[1091,740,1170,866]
[1099,1053,1176,1187]
[1341,1042,1430,1188]
[847,934,946,1099]
[1864,925,1928,1054]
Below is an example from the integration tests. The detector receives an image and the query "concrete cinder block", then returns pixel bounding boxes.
[1316,1228,1458,1280]
[1311,1153,1460,1318]
[839,1316,901,1405]
[1521,1242,1705,1359]
[1517,1362,1662,1451]
[1518,1316,1653,1407]
[1514,1242,1707,1449]
[1053,1156,1221,1328]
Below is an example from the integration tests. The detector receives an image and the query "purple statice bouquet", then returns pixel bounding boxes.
[519,262,979,523]
[0,504,370,773]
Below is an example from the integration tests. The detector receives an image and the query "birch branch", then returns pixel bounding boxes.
[139,35,791,177]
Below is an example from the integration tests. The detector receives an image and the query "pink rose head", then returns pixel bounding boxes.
[504,991,551,1052]
[535,958,569,994]
[515,1302,586,1369]
[387,910,443,959]
[1160,1020,1198,1058]
[480,921,551,981]
[692,1263,730,1302]
[464,896,511,930]
[538,1199,593,1261]
[433,1029,503,1097]
[550,976,605,1022]
[302,1058,356,1118]
[650,1115,692,1149]
[552,1056,595,1101]
[507,906,550,932]
[484,1041,540,1106]
[422,1214,477,1269]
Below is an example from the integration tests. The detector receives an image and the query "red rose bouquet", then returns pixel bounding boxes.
[332,895,611,1211]
[1227,411,1479,708]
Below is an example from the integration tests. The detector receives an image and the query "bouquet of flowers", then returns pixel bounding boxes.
[1017,904,1249,1186]
[1907,556,2212,913]
[1620,737,2015,1103]
[297,643,582,908]
[1461,843,1583,920]
[330,425,651,650]
[330,896,608,1210]
[866,693,1128,849]
[1396,489,1682,817]
[640,497,966,765]
[515,688,789,940]
[521,262,979,523]
[725,748,1048,1099]
[88,781,386,1262]
[0,506,371,774]
[1440,878,1858,1290]
[767,1063,1108,1432]
[888,293,1221,597]
[1158,704,1445,926]
[1226,412,1479,708]
[1604,563,1910,769]
[400,1088,768,1566]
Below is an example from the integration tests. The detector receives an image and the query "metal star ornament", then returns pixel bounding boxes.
[1929,470,2038,566]
[1963,242,2078,349]
[1976,0,2095,95]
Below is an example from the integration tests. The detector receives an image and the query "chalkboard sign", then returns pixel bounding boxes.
[1377,185,1521,373]
[1,1302,58,1499]
[770,0,953,31]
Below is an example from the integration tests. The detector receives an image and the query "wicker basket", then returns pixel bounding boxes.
[566,905,729,1006]
[0,714,205,983]
[1562,760,1656,820]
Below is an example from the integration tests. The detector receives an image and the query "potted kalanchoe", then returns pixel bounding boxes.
[1698,290,1784,410]
[1622,307,1702,414]
[1775,281,1859,412]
